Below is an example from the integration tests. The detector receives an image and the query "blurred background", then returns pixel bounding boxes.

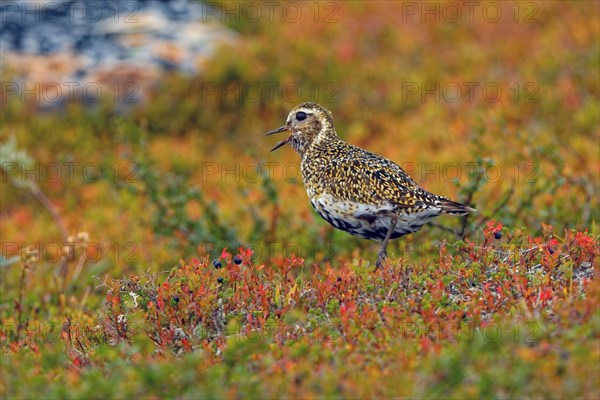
[1,0,598,291]
[1,2,599,397]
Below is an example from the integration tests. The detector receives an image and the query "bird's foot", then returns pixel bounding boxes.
[374,250,387,271]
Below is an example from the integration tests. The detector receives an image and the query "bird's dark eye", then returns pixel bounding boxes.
[296,111,307,121]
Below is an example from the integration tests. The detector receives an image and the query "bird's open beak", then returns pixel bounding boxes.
[265,125,291,152]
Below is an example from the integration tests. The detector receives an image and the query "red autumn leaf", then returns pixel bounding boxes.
[220,247,229,259]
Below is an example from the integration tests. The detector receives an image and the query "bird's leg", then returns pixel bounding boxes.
[375,214,398,271]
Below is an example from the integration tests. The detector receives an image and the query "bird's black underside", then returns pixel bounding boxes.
[315,208,419,241]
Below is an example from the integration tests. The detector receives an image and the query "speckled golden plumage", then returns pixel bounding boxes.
[266,102,475,269]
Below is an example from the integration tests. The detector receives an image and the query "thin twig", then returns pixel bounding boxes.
[6,173,71,275]
[474,184,515,232]
[16,265,28,341]
[28,182,69,243]
[429,222,459,237]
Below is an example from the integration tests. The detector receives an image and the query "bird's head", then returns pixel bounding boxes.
[266,102,337,155]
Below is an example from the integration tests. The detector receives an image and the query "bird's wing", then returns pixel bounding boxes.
[374,158,474,214]
[316,146,438,211]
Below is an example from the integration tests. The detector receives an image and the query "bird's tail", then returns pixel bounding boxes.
[439,199,477,215]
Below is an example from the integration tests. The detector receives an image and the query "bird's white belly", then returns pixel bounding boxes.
[308,192,441,241]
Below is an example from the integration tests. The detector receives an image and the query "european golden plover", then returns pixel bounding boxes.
[266,102,475,269]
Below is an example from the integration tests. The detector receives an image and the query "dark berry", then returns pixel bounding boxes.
[173,296,180,303]
[233,255,243,265]
[548,248,554,255]
[494,231,502,240]
[337,277,342,282]
[217,277,224,284]
[212,259,222,269]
